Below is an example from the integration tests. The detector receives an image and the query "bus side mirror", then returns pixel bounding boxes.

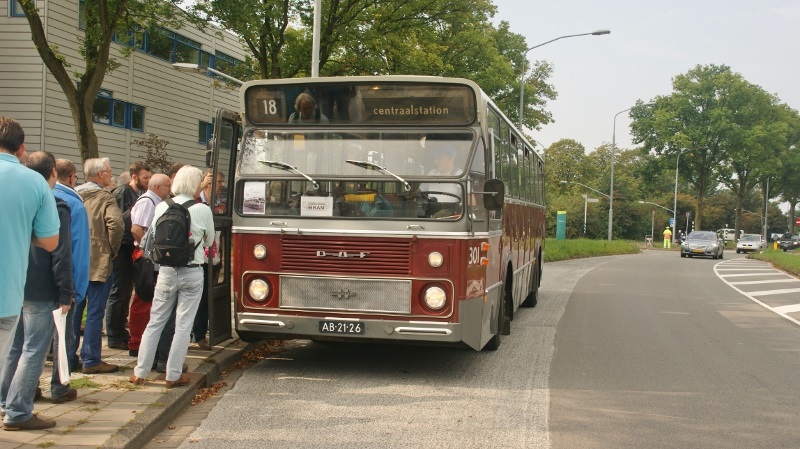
[205,138,215,168]
[483,179,504,211]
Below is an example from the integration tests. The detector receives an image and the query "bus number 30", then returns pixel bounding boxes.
[263,99,277,115]
[469,246,480,265]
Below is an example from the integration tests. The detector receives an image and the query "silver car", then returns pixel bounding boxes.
[680,231,724,259]
[736,234,767,253]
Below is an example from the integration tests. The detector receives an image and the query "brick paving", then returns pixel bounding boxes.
[0,336,253,449]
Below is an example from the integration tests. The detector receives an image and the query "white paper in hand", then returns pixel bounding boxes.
[52,309,71,385]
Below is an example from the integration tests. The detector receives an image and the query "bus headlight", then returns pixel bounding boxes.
[248,279,269,301]
[428,251,444,268]
[253,244,267,260]
[423,286,447,310]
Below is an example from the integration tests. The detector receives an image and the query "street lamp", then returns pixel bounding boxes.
[609,103,655,241]
[518,30,610,129]
[640,201,676,245]
[560,180,610,199]
[172,63,244,85]
[673,148,685,246]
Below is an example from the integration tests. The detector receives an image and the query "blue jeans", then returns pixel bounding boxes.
[0,315,19,364]
[51,303,75,398]
[72,278,113,369]
[0,301,55,424]
[135,266,203,381]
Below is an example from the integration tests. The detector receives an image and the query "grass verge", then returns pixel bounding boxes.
[543,238,640,262]
[748,249,800,277]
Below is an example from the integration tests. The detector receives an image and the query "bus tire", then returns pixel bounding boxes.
[521,263,539,308]
[483,291,506,351]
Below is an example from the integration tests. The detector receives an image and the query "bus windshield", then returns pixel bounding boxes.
[238,130,474,178]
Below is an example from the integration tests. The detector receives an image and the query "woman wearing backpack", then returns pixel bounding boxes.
[129,166,214,388]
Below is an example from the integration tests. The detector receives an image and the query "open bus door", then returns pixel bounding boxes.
[206,108,240,346]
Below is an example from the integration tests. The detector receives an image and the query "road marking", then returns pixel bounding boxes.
[714,258,800,327]
[747,288,800,296]
[729,278,799,285]
[717,272,791,278]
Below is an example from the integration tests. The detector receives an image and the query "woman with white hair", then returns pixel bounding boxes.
[129,165,214,388]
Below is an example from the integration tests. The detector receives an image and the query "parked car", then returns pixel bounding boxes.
[778,233,800,252]
[736,234,767,253]
[681,230,724,259]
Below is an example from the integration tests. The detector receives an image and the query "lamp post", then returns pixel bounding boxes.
[560,180,611,200]
[518,30,610,129]
[640,201,676,243]
[172,63,244,85]
[609,103,655,241]
[673,148,685,246]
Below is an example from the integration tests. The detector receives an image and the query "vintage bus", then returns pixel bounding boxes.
[204,76,545,351]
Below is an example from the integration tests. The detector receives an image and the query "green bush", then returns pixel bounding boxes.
[748,249,800,277]
[543,238,640,262]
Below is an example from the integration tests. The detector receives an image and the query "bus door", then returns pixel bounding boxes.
[206,108,240,346]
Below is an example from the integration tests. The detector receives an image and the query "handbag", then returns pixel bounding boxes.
[132,227,157,302]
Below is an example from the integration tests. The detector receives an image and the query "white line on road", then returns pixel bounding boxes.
[714,260,800,327]
[747,288,800,296]
[729,278,799,285]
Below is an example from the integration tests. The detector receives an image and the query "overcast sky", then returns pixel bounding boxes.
[492,0,800,153]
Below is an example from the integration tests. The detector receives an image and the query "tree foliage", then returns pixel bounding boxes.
[19,0,187,161]
[630,64,797,231]
[192,0,557,130]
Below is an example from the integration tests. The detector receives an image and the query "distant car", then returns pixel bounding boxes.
[681,230,724,259]
[717,228,744,242]
[736,234,767,253]
[778,233,800,252]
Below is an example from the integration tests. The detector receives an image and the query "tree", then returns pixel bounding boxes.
[18,0,187,161]
[631,64,784,231]
[193,0,556,129]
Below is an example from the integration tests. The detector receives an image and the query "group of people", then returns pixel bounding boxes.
[0,116,218,431]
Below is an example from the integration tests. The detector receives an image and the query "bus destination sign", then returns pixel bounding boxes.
[244,82,476,126]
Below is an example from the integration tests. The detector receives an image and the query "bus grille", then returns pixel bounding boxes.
[279,276,412,314]
[281,237,412,275]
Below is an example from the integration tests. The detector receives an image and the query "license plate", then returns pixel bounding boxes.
[318,320,364,335]
[692,249,703,253]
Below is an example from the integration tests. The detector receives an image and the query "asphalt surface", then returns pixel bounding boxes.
[550,251,800,449]
[167,256,616,449]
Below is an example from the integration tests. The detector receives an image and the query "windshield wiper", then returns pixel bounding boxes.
[345,160,411,192]
[259,160,320,190]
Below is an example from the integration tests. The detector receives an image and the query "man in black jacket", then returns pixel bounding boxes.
[106,161,151,349]
[0,151,73,431]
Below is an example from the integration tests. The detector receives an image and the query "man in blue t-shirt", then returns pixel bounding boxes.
[0,117,60,363]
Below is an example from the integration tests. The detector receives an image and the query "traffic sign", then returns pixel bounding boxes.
[669,217,675,227]
[796,217,800,226]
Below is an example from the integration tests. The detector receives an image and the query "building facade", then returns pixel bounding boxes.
[1,0,246,177]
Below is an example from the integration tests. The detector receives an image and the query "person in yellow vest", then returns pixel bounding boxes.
[663,227,673,249]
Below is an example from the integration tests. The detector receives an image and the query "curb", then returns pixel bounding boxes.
[103,339,258,449]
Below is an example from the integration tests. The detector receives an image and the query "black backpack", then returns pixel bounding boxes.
[121,196,154,247]
[152,199,201,267]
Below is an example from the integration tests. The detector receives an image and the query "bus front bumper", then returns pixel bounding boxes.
[235,296,490,351]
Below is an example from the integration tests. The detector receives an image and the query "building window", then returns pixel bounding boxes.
[77,0,86,29]
[92,89,145,131]
[198,121,214,144]
[10,0,25,17]
[213,52,241,78]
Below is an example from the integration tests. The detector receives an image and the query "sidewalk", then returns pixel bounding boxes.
[0,335,253,449]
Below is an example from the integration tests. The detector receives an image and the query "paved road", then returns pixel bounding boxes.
[152,251,800,449]
[166,256,614,449]
[550,252,800,449]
